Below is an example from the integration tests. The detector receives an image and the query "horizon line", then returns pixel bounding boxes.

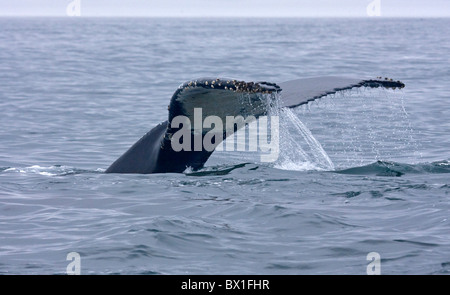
[0,15,449,19]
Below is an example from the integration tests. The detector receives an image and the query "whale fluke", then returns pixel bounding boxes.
[105,76,405,174]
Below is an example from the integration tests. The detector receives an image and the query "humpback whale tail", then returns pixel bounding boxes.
[105,76,405,174]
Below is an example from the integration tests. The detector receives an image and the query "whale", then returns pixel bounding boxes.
[105,76,405,174]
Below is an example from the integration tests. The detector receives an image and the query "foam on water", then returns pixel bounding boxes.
[2,165,103,176]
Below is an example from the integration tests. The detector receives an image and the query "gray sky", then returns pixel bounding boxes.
[0,0,449,17]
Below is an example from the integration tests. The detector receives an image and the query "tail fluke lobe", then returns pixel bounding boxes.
[106,78,281,174]
[279,76,405,108]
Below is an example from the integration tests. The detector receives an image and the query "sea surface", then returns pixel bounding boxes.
[0,17,449,274]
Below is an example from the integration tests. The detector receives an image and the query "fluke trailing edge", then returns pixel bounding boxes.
[105,76,405,174]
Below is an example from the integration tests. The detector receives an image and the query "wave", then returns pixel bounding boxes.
[185,159,450,177]
[335,160,450,177]
[2,160,448,178]
[0,165,104,176]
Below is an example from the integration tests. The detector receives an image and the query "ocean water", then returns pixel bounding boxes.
[0,17,449,274]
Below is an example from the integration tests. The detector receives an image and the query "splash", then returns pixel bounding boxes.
[292,88,421,168]
[265,91,334,171]
[274,107,335,171]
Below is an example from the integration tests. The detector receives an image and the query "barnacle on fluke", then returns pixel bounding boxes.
[363,78,405,89]
[179,78,281,94]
